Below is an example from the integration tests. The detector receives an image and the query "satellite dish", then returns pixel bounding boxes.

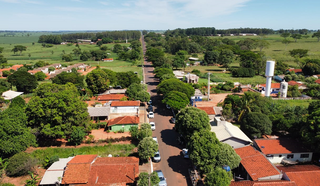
[108,154,112,157]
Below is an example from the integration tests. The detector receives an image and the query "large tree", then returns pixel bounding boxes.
[203,50,219,65]
[154,68,174,79]
[312,32,320,42]
[175,107,210,140]
[204,167,231,186]
[86,68,111,94]
[162,91,189,111]
[7,70,38,93]
[138,137,158,160]
[241,112,272,138]
[116,71,140,88]
[25,83,89,138]
[216,143,241,170]
[137,172,160,186]
[52,71,84,89]
[218,49,234,69]
[11,45,27,55]
[145,48,165,65]
[0,54,7,66]
[126,83,150,102]
[157,78,194,98]
[291,34,302,42]
[0,106,36,158]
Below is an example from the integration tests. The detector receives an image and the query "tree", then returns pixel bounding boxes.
[34,61,49,68]
[289,49,308,59]
[291,34,302,42]
[5,152,37,177]
[72,48,81,59]
[48,66,55,73]
[280,32,291,39]
[11,45,27,55]
[138,137,158,160]
[113,44,122,53]
[157,78,194,98]
[96,40,103,47]
[188,130,221,173]
[159,73,176,82]
[312,32,320,42]
[0,54,7,66]
[9,96,26,108]
[52,71,84,89]
[86,68,111,94]
[0,107,36,158]
[68,127,86,146]
[90,50,107,61]
[116,71,140,88]
[218,49,234,70]
[241,112,272,138]
[153,56,171,68]
[34,71,47,81]
[162,91,189,110]
[0,47,3,53]
[7,70,38,93]
[256,39,270,52]
[282,39,291,51]
[237,38,257,50]
[145,48,165,64]
[216,143,241,169]
[302,59,320,75]
[126,83,150,102]
[80,50,92,61]
[137,172,160,186]
[204,168,231,186]
[100,45,108,51]
[154,68,174,79]
[203,50,219,65]
[172,56,185,69]
[130,40,141,51]
[175,107,210,140]
[130,50,141,61]
[0,79,10,94]
[62,54,73,62]
[25,83,89,138]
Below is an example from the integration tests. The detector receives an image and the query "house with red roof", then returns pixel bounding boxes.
[287,68,303,74]
[287,80,307,90]
[62,155,139,186]
[278,165,320,186]
[230,180,297,186]
[110,101,140,114]
[197,107,216,119]
[103,58,114,62]
[254,139,312,164]
[107,115,139,132]
[97,94,126,101]
[257,83,281,95]
[233,146,282,181]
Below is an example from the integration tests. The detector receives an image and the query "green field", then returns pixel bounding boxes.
[271,99,315,107]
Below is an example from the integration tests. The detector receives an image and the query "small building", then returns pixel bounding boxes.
[278,165,320,186]
[103,58,114,62]
[87,107,110,121]
[185,73,199,83]
[254,138,313,164]
[173,70,185,80]
[107,115,139,132]
[197,107,216,119]
[1,90,23,100]
[234,146,282,181]
[258,83,281,94]
[210,117,252,149]
[103,89,127,94]
[97,94,127,101]
[288,80,307,90]
[110,101,140,114]
[287,68,303,74]
[188,57,199,61]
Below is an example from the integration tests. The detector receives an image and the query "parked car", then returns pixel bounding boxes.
[155,170,167,186]
[148,111,154,118]
[150,122,155,131]
[153,150,161,162]
[166,104,171,109]
[148,100,152,105]
[148,105,153,112]
[152,137,158,143]
[170,117,176,124]
[181,148,189,159]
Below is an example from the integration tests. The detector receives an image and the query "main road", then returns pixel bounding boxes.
[141,35,192,186]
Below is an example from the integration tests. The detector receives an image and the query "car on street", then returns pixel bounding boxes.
[148,105,153,112]
[153,150,161,162]
[155,170,167,186]
[152,137,158,143]
[150,122,155,130]
[148,100,152,105]
[148,111,154,118]
[181,148,189,159]
[169,117,176,124]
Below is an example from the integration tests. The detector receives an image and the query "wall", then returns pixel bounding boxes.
[111,124,137,132]
[266,152,313,164]
[110,106,139,113]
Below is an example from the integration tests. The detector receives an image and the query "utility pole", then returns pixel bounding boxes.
[208,72,210,101]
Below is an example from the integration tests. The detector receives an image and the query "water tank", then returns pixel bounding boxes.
[265,61,275,77]
[223,165,231,172]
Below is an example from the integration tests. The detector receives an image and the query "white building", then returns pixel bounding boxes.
[210,117,252,149]
[254,138,313,164]
[1,90,23,100]
[110,101,140,114]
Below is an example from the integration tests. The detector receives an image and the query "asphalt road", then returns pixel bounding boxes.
[141,36,192,186]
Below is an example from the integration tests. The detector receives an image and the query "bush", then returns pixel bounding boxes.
[231,68,255,77]
[68,127,86,146]
[6,152,37,177]
[0,183,15,186]
[191,69,201,76]
[45,44,53,48]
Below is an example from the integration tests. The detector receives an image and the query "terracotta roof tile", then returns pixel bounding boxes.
[68,155,98,164]
[62,163,91,184]
[230,181,297,186]
[315,79,320,84]
[277,165,320,172]
[197,107,216,115]
[259,83,281,89]
[111,101,140,107]
[288,81,303,86]
[288,69,302,73]
[254,139,311,155]
[285,171,320,186]
[235,146,281,181]
[98,94,126,101]
[108,116,139,126]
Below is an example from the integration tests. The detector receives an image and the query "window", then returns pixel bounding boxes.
[279,155,282,157]
[287,154,294,159]
[300,154,309,158]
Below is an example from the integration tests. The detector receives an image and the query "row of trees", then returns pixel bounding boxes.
[216,28,274,35]
[164,27,216,37]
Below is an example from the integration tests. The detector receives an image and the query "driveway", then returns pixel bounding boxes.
[142,37,191,186]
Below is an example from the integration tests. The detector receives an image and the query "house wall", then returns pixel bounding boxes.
[111,124,137,132]
[110,106,139,113]
[222,138,250,149]
[266,152,312,164]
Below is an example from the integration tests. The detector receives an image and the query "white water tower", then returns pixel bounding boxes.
[265,61,275,97]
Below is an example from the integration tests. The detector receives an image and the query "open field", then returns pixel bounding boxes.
[271,99,316,107]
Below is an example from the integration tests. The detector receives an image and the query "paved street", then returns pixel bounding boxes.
[141,36,191,186]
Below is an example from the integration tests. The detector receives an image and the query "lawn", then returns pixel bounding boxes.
[271,99,315,107]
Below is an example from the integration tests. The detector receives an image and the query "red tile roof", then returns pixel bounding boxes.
[68,155,98,164]
[108,116,139,126]
[254,139,311,155]
[98,94,126,101]
[259,83,281,89]
[11,65,23,70]
[285,171,320,186]
[197,107,216,115]
[277,165,320,173]
[288,69,302,73]
[111,101,140,107]
[62,163,91,184]
[315,79,320,84]
[235,146,281,181]
[288,81,302,86]
[230,181,297,186]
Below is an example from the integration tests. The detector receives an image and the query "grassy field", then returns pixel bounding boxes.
[271,99,315,107]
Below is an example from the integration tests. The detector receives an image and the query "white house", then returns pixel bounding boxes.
[257,83,281,95]
[210,117,252,149]
[110,101,140,114]
[2,90,23,100]
[254,138,313,164]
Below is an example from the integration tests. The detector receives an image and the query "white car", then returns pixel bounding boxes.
[181,148,189,159]
[152,137,158,143]
[150,122,155,131]
[153,150,161,162]
[148,111,154,118]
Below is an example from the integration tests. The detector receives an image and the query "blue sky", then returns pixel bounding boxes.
[0,0,319,31]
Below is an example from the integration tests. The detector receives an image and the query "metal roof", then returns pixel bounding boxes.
[1,90,23,100]
[87,107,110,117]
[40,157,73,185]
[211,120,252,143]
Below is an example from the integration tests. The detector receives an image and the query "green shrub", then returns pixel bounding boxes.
[231,68,255,77]
[45,44,53,48]
[0,183,15,186]
[6,152,37,177]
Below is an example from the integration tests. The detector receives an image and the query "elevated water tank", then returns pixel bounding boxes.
[265,61,275,77]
